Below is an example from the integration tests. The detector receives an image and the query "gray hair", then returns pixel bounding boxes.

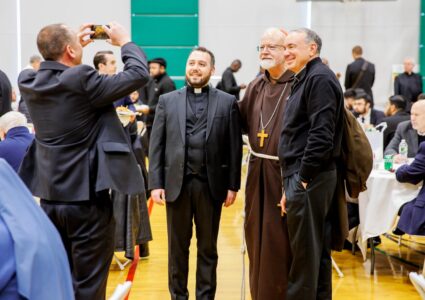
[0,111,28,133]
[29,55,42,64]
[291,28,322,54]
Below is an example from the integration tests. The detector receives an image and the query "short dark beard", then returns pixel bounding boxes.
[185,75,210,88]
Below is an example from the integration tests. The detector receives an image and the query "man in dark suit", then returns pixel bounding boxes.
[220,59,246,100]
[18,22,149,299]
[385,100,425,163]
[345,45,375,105]
[382,95,410,148]
[0,69,12,117]
[148,47,242,300]
[139,57,176,147]
[394,58,423,112]
[352,89,385,127]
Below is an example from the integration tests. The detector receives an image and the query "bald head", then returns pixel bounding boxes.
[37,24,75,61]
[403,57,415,74]
[261,27,286,43]
[411,100,425,132]
[412,100,425,112]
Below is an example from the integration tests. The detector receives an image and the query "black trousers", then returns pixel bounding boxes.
[283,170,336,300]
[166,176,222,300]
[41,190,115,300]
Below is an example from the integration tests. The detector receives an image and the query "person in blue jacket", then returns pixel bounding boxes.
[394,142,425,235]
[0,111,34,172]
[0,158,74,300]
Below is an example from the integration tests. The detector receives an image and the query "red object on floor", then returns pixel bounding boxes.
[124,198,154,300]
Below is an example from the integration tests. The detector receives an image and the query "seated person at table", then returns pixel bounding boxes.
[384,100,425,162]
[393,141,425,236]
[344,88,357,114]
[0,158,73,299]
[352,88,385,128]
[0,111,34,172]
[381,95,410,149]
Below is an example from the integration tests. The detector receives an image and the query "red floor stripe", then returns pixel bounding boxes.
[124,198,154,300]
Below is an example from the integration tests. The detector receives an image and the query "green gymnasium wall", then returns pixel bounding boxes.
[131,0,199,88]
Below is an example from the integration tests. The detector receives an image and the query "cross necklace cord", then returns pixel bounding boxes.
[257,82,288,148]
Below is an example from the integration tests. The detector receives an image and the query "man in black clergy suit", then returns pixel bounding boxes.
[148,47,242,300]
[18,22,149,299]
[345,45,375,105]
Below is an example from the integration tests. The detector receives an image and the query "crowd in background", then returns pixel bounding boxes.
[0,22,424,300]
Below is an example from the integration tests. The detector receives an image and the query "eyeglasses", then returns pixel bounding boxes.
[257,44,285,52]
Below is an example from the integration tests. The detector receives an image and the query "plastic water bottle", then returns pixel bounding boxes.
[399,139,408,161]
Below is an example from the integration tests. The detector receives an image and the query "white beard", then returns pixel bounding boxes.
[260,58,276,70]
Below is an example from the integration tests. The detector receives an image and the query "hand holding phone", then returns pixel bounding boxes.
[77,23,94,47]
[103,22,131,47]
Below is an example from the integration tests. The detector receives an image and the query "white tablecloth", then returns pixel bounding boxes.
[357,167,421,259]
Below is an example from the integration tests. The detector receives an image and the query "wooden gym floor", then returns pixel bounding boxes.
[106,161,423,299]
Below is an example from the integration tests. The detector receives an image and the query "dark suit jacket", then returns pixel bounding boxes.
[396,142,425,235]
[381,111,411,148]
[345,57,375,102]
[221,67,241,100]
[394,72,423,111]
[148,87,242,203]
[17,42,150,201]
[370,109,385,126]
[0,69,12,117]
[140,73,176,126]
[384,120,418,157]
[18,98,32,123]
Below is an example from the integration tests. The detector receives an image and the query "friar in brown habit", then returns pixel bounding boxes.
[238,28,293,300]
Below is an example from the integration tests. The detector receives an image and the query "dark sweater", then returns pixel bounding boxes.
[394,72,423,112]
[221,67,241,100]
[279,57,344,182]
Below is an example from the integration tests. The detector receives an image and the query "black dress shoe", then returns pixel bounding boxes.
[139,242,150,259]
[392,228,405,236]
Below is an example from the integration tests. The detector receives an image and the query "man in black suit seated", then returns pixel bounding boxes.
[385,100,425,163]
[18,22,150,299]
[148,47,242,300]
[381,95,410,148]
[352,88,385,128]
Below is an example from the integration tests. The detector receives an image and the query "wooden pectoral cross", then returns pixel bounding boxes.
[257,129,269,148]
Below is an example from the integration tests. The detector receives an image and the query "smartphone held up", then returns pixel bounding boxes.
[90,25,109,39]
